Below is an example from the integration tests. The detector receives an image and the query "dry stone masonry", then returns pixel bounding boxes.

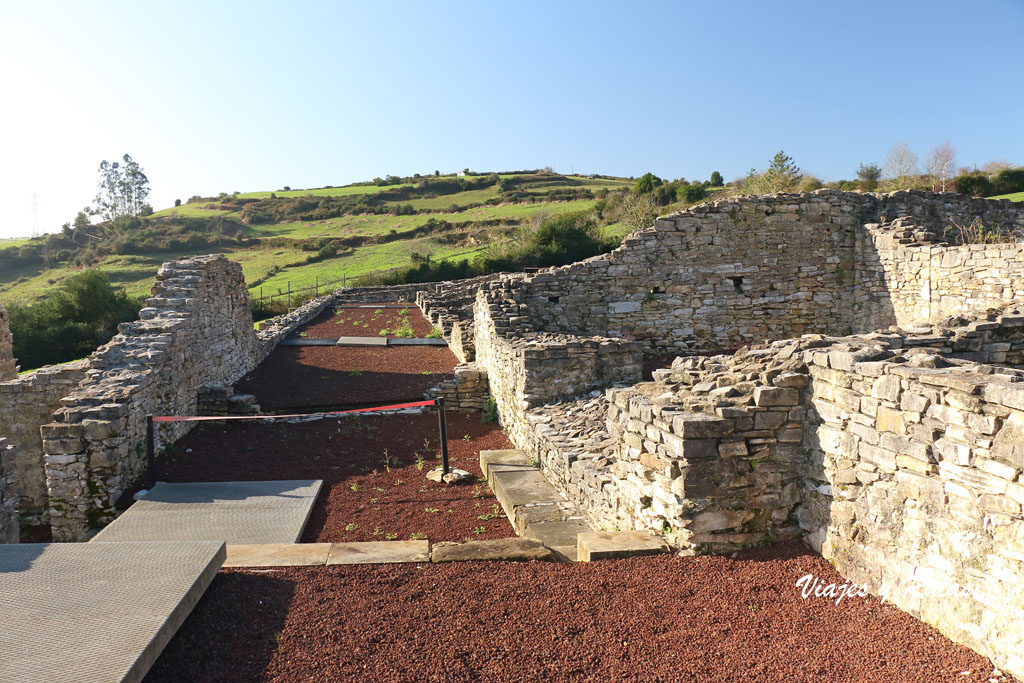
[0,304,15,380]
[0,438,17,543]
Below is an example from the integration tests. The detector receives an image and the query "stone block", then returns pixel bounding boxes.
[753,386,800,407]
[577,531,669,562]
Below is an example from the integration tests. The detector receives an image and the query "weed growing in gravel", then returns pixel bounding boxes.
[349,370,363,377]
[399,308,409,316]
[349,483,360,492]
[394,320,414,337]
[424,507,440,513]
[427,326,443,339]
[473,526,486,535]
[372,527,383,536]
[373,486,385,493]
[345,523,359,531]
[478,504,501,521]
[374,309,383,315]
[414,453,425,470]
[462,434,471,441]
[420,370,432,375]
[380,450,391,473]
[395,478,403,486]
[471,486,484,498]
[410,531,427,540]
[370,498,379,504]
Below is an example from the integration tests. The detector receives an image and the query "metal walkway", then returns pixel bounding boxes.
[0,540,224,683]
[92,480,323,545]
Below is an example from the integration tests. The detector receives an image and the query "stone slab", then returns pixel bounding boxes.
[326,540,429,565]
[224,543,332,567]
[490,469,565,533]
[479,449,531,480]
[387,338,447,346]
[277,338,339,346]
[336,336,388,346]
[430,537,556,563]
[92,480,322,545]
[525,518,594,550]
[577,531,670,562]
[0,540,224,683]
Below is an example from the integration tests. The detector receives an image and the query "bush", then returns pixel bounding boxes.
[953,174,993,197]
[681,184,708,203]
[992,168,1024,195]
[8,270,143,371]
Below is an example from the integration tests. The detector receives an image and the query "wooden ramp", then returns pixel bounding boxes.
[0,541,224,683]
[92,480,322,545]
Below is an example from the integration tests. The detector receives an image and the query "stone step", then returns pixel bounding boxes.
[223,541,429,567]
[577,531,670,562]
[430,537,555,563]
[480,448,596,561]
[479,448,531,479]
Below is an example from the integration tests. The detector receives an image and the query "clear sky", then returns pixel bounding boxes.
[1,0,1021,239]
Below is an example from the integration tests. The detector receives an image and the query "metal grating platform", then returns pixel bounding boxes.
[0,541,224,683]
[92,480,322,545]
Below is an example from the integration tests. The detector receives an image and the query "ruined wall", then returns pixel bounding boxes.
[425,363,490,411]
[799,338,1024,678]
[0,304,15,379]
[0,361,90,523]
[507,191,1024,352]
[0,438,17,543]
[473,281,643,450]
[41,255,261,540]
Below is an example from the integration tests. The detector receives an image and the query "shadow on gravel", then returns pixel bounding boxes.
[144,572,296,683]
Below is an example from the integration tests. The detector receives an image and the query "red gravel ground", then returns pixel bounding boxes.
[146,541,1011,683]
[235,346,457,410]
[161,411,515,543]
[296,305,435,339]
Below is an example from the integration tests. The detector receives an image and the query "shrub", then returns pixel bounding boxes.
[992,168,1024,195]
[8,270,143,371]
[952,174,993,197]
[681,183,708,203]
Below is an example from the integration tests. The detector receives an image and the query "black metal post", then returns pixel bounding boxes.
[145,415,155,488]
[436,397,450,475]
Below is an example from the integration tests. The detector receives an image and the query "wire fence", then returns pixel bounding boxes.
[251,269,404,309]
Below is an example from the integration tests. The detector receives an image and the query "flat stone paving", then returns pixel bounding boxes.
[0,540,224,683]
[91,480,322,545]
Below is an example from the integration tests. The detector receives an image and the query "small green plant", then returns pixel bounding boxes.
[349,482,360,492]
[473,526,486,535]
[424,507,440,513]
[426,326,443,339]
[349,370,363,377]
[527,456,539,467]
[345,522,359,531]
[462,434,471,441]
[372,526,383,536]
[478,504,501,521]
[381,449,391,473]
[369,497,378,504]
[385,533,399,540]
[374,309,383,315]
[378,329,388,336]
[481,397,499,424]
[414,453,425,471]
[395,478,403,486]
[421,370,432,375]
[394,320,414,337]
[399,308,409,316]
[410,531,427,540]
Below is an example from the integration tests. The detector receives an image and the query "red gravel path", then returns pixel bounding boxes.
[297,305,434,339]
[235,346,457,410]
[146,542,1009,683]
[162,412,514,543]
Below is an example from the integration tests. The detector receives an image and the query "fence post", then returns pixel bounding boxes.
[343,273,346,288]
[436,397,450,475]
[287,282,291,308]
[315,275,319,298]
[146,415,155,489]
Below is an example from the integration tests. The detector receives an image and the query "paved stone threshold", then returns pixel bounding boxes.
[92,480,322,545]
[278,337,447,347]
[0,540,224,683]
[480,449,669,562]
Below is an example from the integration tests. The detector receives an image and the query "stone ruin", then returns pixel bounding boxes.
[2,188,1024,675]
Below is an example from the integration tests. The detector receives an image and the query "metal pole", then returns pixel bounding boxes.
[436,397,449,475]
[146,415,155,489]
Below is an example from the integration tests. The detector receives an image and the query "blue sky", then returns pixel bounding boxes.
[1,0,1021,238]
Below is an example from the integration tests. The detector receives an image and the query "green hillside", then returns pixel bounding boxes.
[0,171,633,306]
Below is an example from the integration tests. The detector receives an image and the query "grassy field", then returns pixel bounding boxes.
[0,172,634,306]
[992,191,1024,202]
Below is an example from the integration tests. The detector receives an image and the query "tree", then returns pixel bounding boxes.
[763,150,802,192]
[633,172,663,195]
[856,163,882,191]
[925,141,957,192]
[94,154,150,221]
[73,211,91,230]
[709,171,724,187]
[884,142,919,190]
[621,192,658,234]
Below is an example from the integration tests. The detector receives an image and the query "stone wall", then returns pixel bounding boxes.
[425,363,490,411]
[503,190,1024,352]
[41,255,261,540]
[0,361,90,523]
[0,438,17,543]
[0,304,15,379]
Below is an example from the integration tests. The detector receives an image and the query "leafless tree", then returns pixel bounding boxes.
[926,141,957,192]
[982,159,1015,176]
[884,142,920,190]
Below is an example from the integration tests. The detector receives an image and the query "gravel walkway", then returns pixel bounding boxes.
[145,542,1010,682]
[296,305,435,339]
